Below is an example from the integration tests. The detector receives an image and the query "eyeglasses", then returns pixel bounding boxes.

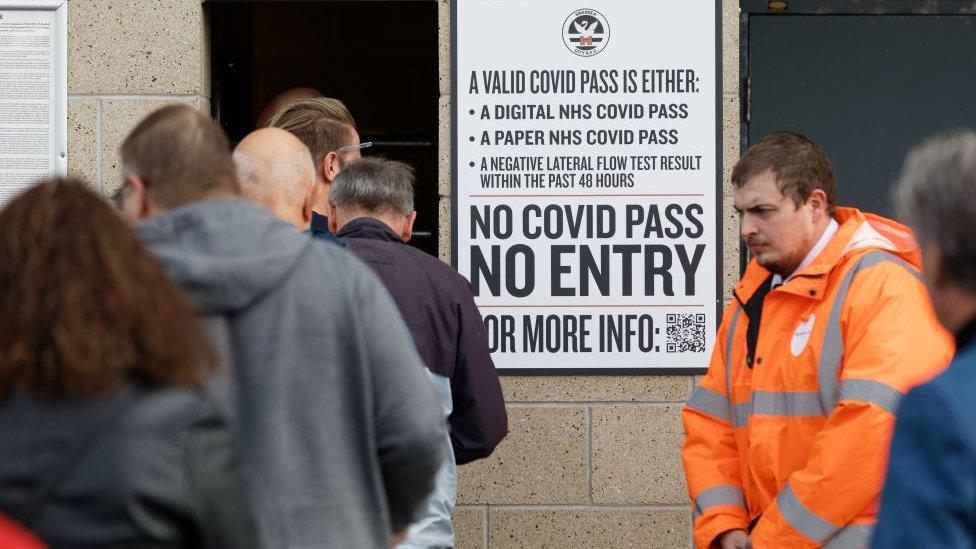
[112,179,132,209]
[335,141,372,154]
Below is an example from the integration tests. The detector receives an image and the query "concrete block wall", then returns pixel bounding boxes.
[65,1,210,194]
[450,378,693,548]
[64,0,743,545]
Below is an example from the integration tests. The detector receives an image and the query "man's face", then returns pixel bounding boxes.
[734,170,820,276]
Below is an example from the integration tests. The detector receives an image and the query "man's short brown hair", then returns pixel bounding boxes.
[119,104,239,209]
[732,130,837,216]
[267,98,357,167]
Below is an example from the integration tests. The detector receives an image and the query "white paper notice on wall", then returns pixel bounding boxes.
[0,1,67,207]
[453,0,721,373]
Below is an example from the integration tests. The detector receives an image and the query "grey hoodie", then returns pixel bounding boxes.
[138,199,445,549]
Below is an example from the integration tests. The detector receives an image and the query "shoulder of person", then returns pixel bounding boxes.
[300,235,382,282]
[835,248,926,304]
[307,234,369,265]
[403,246,477,295]
[304,237,404,308]
[895,360,976,455]
[927,348,976,416]
[118,386,225,437]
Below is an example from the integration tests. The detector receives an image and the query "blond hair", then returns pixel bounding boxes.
[267,98,357,166]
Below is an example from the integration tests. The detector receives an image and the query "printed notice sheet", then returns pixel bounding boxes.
[454,0,720,372]
[0,7,59,206]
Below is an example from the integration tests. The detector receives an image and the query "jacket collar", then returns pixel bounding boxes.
[733,207,922,303]
[311,211,330,233]
[335,216,404,244]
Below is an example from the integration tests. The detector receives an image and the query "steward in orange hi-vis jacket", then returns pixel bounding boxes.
[682,132,953,549]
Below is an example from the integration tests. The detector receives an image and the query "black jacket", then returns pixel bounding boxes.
[0,385,258,548]
[338,217,508,464]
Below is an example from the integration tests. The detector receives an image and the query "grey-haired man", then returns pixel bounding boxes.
[329,157,508,549]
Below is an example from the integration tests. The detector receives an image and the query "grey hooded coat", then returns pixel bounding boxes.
[138,199,444,549]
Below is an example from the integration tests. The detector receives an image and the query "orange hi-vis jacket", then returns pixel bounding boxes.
[682,207,953,549]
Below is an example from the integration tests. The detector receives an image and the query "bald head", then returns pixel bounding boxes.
[257,87,322,128]
[233,128,317,230]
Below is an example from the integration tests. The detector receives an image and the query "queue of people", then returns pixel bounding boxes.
[0,100,506,548]
[0,90,975,549]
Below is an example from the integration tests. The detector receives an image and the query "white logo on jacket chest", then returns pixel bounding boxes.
[791,314,816,356]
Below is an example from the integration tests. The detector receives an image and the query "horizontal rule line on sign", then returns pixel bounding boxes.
[467,193,706,198]
[475,304,707,308]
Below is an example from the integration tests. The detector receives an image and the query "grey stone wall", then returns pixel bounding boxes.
[66,1,209,196]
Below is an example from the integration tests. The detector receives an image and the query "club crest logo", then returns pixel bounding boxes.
[562,9,609,57]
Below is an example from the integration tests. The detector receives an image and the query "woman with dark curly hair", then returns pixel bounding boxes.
[0,178,258,548]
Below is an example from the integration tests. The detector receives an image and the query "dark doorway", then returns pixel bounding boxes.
[207,0,440,255]
[743,4,976,220]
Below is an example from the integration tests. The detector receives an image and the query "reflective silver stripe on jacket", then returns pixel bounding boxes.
[776,482,839,543]
[730,382,902,427]
[817,251,922,414]
[687,386,732,422]
[725,306,741,427]
[824,523,874,549]
[837,379,903,414]
[748,391,823,417]
[731,391,822,426]
[691,484,746,521]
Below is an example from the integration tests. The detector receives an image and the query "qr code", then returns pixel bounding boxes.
[666,313,706,353]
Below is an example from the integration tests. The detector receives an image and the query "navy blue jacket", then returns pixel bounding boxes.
[873,320,976,548]
[308,212,344,246]
[337,217,507,464]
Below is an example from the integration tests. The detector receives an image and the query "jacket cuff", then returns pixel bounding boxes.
[693,511,751,549]
[749,502,820,549]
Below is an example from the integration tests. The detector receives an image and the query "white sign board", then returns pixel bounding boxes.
[453,0,720,373]
[0,1,67,207]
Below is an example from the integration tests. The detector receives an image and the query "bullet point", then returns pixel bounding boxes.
[469,161,475,167]
[468,109,475,115]
[469,136,475,142]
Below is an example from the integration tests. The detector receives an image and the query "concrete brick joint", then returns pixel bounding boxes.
[452,378,695,548]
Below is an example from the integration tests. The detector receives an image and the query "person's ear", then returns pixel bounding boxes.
[322,151,341,183]
[328,203,339,235]
[807,189,828,220]
[402,211,417,243]
[120,174,151,224]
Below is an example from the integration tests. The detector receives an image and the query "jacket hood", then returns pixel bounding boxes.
[834,207,921,267]
[137,198,312,314]
[735,207,922,302]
